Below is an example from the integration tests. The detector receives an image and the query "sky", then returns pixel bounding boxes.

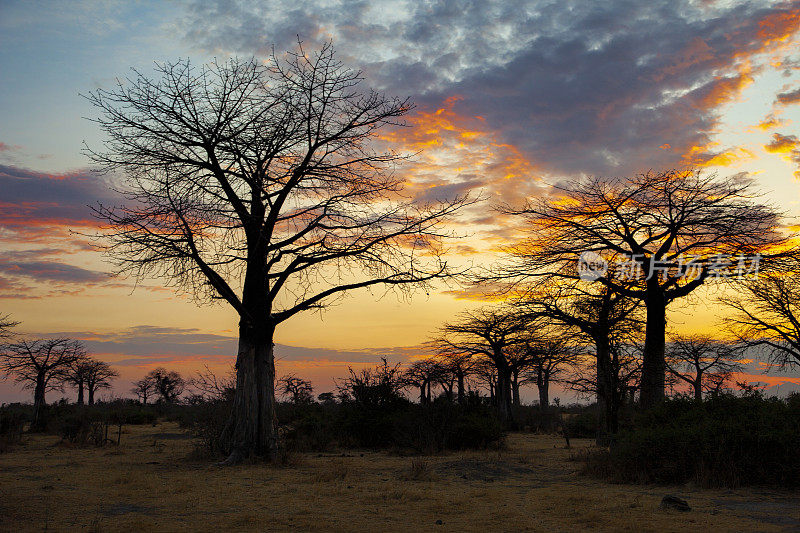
[2,0,800,403]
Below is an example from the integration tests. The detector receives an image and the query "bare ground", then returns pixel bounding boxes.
[1,422,798,532]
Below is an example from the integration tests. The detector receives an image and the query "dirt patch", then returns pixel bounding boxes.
[101,503,158,517]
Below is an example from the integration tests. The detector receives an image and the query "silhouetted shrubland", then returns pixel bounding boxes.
[579,393,800,487]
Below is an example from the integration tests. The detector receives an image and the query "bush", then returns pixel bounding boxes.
[581,393,800,487]
[0,405,27,452]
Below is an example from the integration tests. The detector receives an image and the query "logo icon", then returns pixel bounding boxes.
[578,251,608,281]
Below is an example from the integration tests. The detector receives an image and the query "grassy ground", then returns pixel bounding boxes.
[1,422,798,532]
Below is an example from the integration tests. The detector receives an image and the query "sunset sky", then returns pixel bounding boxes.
[2,0,800,403]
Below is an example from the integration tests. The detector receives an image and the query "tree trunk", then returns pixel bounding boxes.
[457,371,465,404]
[537,373,549,411]
[495,368,513,422]
[640,286,667,409]
[595,333,616,443]
[77,380,84,405]
[694,373,703,402]
[220,321,277,463]
[419,384,427,405]
[32,374,46,431]
[88,386,95,405]
[511,369,521,407]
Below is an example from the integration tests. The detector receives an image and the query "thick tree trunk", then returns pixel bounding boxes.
[88,386,95,405]
[694,374,703,402]
[220,321,277,463]
[511,369,521,407]
[77,381,84,405]
[457,372,465,404]
[419,384,427,405]
[640,287,667,409]
[32,374,46,431]
[537,374,549,411]
[495,368,513,422]
[595,334,616,443]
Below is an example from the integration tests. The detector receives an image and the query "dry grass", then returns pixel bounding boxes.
[1,422,798,532]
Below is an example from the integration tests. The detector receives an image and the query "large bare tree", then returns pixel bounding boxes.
[0,338,85,428]
[85,42,468,462]
[497,170,785,408]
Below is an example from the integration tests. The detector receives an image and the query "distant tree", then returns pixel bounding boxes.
[0,338,85,428]
[83,360,118,405]
[402,359,440,404]
[0,314,18,339]
[428,344,479,404]
[190,364,236,401]
[278,375,314,404]
[86,41,470,462]
[131,377,155,404]
[722,265,800,369]
[666,335,743,401]
[336,358,405,406]
[496,170,786,408]
[317,392,336,404]
[517,283,639,435]
[65,354,92,405]
[437,308,528,420]
[519,337,579,411]
[144,368,185,403]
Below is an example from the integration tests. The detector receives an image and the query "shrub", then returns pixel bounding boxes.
[0,406,26,452]
[581,393,800,487]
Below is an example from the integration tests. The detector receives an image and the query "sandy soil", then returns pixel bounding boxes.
[1,422,798,532]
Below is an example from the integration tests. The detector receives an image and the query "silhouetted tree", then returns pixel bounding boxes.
[190,364,236,401]
[144,368,185,403]
[722,264,800,369]
[131,377,155,404]
[86,41,470,462]
[278,374,314,404]
[665,334,743,400]
[402,359,440,404]
[497,170,784,408]
[0,338,85,428]
[83,360,118,405]
[517,283,639,435]
[0,314,18,339]
[337,358,405,406]
[519,337,579,411]
[438,307,527,420]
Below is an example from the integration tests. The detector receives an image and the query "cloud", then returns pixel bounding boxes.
[0,164,120,241]
[776,86,800,104]
[764,132,800,177]
[180,0,800,189]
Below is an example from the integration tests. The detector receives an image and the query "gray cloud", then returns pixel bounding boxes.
[179,0,799,179]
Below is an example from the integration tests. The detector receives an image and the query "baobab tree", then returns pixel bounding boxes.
[402,359,440,404]
[519,336,578,411]
[144,368,185,403]
[437,307,528,421]
[665,335,743,400]
[498,170,785,408]
[722,265,800,369]
[85,42,469,462]
[517,282,639,435]
[278,374,314,404]
[0,338,85,428]
[131,377,155,404]
[83,360,119,405]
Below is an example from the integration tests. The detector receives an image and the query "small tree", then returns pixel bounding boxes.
[0,338,85,428]
[190,364,236,401]
[145,368,185,403]
[402,359,440,404]
[278,375,314,404]
[519,337,579,411]
[437,307,528,421]
[84,360,118,405]
[131,377,155,404]
[666,335,743,401]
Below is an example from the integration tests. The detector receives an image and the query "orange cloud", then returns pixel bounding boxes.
[764,132,800,154]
